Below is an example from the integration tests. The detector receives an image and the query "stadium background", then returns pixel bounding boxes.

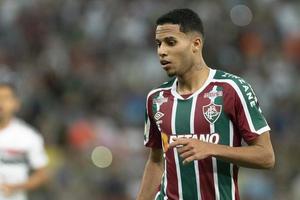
[0,0,299,199]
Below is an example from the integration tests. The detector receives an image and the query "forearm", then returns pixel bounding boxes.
[212,144,275,169]
[137,159,163,200]
[16,167,49,191]
[171,132,275,169]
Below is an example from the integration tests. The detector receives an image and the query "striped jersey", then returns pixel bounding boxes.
[0,118,48,200]
[144,68,270,200]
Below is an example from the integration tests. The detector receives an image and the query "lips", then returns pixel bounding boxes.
[160,60,171,67]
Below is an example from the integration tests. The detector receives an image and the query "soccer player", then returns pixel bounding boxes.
[137,8,275,200]
[0,82,49,200]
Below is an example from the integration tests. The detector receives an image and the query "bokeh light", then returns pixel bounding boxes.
[230,5,253,26]
[91,146,113,168]
[0,1,299,199]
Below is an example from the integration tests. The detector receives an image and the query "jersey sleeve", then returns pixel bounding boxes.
[231,81,270,143]
[28,132,49,169]
[144,93,162,148]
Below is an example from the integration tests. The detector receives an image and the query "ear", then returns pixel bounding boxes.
[13,97,21,113]
[192,36,203,53]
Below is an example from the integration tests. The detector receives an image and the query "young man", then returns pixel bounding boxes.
[137,8,275,200]
[0,82,49,200]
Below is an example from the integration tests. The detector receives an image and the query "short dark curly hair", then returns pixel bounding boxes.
[0,81,18,95]
[156,8,204,37]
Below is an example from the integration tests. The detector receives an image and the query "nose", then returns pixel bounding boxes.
[158,44,167,59]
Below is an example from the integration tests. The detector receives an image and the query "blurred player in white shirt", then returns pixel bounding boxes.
[0,82,49,200]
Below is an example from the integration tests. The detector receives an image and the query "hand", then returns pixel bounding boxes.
[0,184,19,196]
[169,138,214,165]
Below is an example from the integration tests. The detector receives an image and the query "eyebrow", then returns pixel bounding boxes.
[155,36,177,42]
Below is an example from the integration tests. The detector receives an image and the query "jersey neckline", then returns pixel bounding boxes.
[170,68,216,100]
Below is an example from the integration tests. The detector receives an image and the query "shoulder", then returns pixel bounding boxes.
[213,70,248,85]
[11,118,44,143]
[213,70,254,94]
[146,78,176,101]
[213,69,259,107]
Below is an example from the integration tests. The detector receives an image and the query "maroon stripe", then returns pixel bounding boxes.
[145,92,163,148]
[198,158,216,200]
[231,126,241,200]
[194,85,216,200]
[160,90,173,136]
[232,123,240,200]
[233,165,240,200]
[166,150,179,200]
[160,90,179,199]
[216,82,241,200]
[233,126,241,147]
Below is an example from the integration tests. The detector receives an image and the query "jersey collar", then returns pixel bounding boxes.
[171,68,216,100]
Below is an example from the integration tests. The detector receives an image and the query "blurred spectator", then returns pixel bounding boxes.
[0,0,299,199]
[0,76,49,200]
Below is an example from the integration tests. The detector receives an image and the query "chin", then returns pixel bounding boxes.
[165,69,176,77]
[166,72,176,77]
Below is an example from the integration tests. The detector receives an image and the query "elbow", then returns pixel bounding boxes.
[262,151,275,169]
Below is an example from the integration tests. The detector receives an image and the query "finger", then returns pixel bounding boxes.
[179,150,194,160]
[177,145,192,154]
[169,138,185,148]
[183,155,196,165]
[169,138,189,148]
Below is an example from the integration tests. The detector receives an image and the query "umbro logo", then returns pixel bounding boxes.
[154,112,164,121]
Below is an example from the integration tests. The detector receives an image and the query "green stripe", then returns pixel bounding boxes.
[152,93,159,113]
[155,77,176,89]
[160,78,176,88]
[156,170,166,200]
[175,98,198,200]
[214,86,232,200]
[159,173,166,199]
[214,70,268,131]
[155,192,163,200]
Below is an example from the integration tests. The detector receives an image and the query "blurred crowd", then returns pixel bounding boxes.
[0,0,299,199]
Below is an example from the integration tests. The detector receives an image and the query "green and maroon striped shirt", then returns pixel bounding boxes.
[144,69,270,200]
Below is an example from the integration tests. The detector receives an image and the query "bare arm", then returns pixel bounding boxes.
[0,167,49,196]
[169,131,275,169]
[137,148,164,200]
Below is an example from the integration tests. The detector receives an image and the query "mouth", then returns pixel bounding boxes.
[160,60,171,68]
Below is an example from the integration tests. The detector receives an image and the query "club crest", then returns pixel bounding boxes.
[203,103,222,124]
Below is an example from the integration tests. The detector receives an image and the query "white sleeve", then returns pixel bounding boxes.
[28,133,49,169]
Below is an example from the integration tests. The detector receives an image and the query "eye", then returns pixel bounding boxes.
[155,40,161,47]
[167,39,176,46]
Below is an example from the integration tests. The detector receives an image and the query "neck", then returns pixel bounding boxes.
[0,116,12,130]
[177,59,210,95]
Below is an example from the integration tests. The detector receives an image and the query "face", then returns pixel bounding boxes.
[155,24,201,77]
[0,85,19,121]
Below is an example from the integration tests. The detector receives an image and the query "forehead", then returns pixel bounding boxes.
[155,24,186,39]
[0,85,15,96]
